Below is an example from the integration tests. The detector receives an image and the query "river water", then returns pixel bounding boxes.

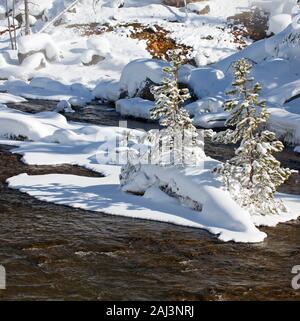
[0,100,300,300]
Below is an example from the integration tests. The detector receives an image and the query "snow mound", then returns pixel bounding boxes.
[93,80,121,102]
[119,59,169,98]
[0,77,93,104]
[55,100,74,113]
[119,59,192,98]
[0,108,68,141]
[0,93,26,104]
[116,98,155,120]
[189,67,226,98]
[18,33,60,63]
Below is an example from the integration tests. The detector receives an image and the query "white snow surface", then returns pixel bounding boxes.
[116,98,155,120]
[0,0,253,88]
[109,15,300,143]
[1,106,299,243]
[18,33,61,62]
[0,78,93,105]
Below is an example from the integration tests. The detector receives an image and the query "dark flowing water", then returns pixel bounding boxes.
[0,100,300,301]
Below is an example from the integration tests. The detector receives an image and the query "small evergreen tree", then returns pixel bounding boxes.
[213,58,295,216]
[149,49,204,166]
[120,50,205,188]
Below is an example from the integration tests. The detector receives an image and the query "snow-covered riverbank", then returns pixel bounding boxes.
[0,105,299,243]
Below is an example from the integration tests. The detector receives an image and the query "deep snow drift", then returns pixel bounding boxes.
[1,106,299,243]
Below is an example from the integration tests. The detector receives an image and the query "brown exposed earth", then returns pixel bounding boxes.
[228,8,269,42]
[67,22,192,60]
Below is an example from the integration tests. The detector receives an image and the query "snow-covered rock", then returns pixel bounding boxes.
[0,108,65,141]
[186,2,210,15]
[0,77,94,103]
[93,80,121,102]
[192,112,228,129]
[268,108,300,145]
[185,97,224,115]
[81,49,105,66]
[119,58,193,98]
[55,100,74,113]
[119,59,169,98]
[18,33,60,63]
[0,93,26,104]
[252,0,299,34]
[116,98,155,119]
[189,67,226,98]
[21,52,47,70]
[184,98,227,128]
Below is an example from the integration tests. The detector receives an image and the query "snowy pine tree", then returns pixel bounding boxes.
[213,58,294,216]
[120,49,205,188]
[149,49,204,166]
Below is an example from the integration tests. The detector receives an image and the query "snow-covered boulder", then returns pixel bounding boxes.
[93,80,121,102]
[116,98,155,120]
[268,108,300,145]
[121,162,267,243]
[55,100,74,113]
[80,36,110,66]
[0,93,26,104]
[186,2,210,15]
[185,97,224,116]
[189,67,227,98]
[252,0,300,34]
[81,49,105,66]
[28,14,37,26]
[185,98,228,128]
[119,59,193,98]
[21,52,47,71]
[119,59,169,98]
[0,108,64,141]
[1,77,94,104]
[18,33,61,63]
[192,112,228,129]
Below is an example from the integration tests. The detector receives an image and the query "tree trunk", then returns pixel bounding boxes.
[12,0,17,49]
[24,0,30,35]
